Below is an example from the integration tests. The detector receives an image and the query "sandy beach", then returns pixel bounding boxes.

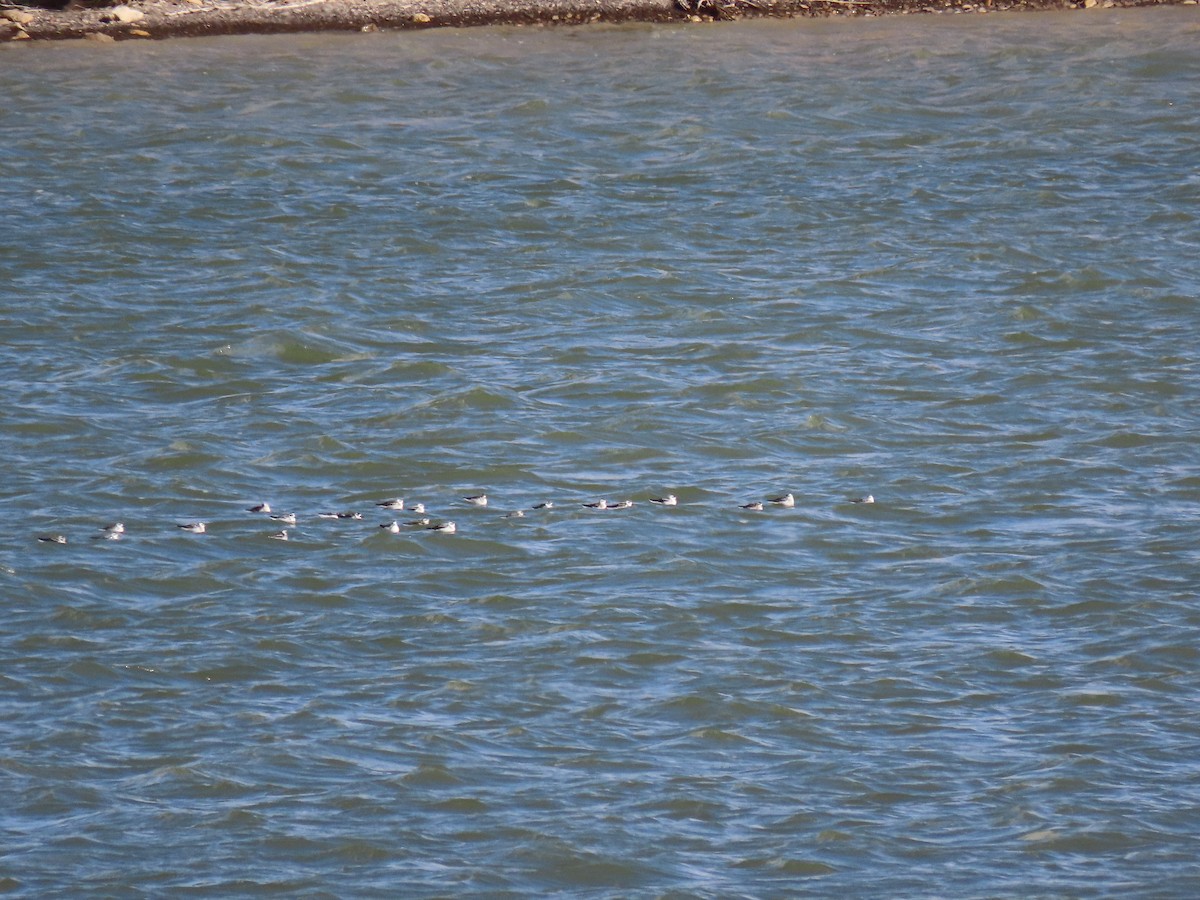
[2,0,1191,43]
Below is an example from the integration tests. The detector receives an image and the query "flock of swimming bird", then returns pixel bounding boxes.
[35,490,875,544]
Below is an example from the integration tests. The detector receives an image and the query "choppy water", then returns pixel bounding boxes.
[3,8,1200,895]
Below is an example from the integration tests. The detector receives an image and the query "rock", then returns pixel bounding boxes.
[1082,0,1097,6]
[111,5,145,22]
[129,27,151,36]
[360,23,379,31]
[2,10,35,24]
[411,12,431,23]
[84,31,116,41]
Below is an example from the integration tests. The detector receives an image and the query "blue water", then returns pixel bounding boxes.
[2,9,1200,895]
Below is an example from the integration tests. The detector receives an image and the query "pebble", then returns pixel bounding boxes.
[2,10,35,24]
[110,5,145,23]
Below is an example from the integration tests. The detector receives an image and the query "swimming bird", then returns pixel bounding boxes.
[269,530,289,541]
[650,494,677,506]
[271,513,298,525]
[768,493,795,508]
[317,511,362,520]
[380,521,401,533]
[531,502,554,510]
[608,500,634,510]
[247,503,271,514]
[850,494,875,504]
[405,517,431,527]
[583,499,608,510]
[178,522,206,534]
[503,510,525,518]
[740,501,764,511]
[94,531,122,541]
[38,534,67,544]
[463,494,488,507]
[376,498,405,510]
[101,522,125,534]
[427,521,457,534]
[408,502,425,514]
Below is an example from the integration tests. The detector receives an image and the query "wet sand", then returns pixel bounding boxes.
[1,0,1190,43]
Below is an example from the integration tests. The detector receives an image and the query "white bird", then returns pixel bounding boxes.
[178,522,207,534]
[38,534,67,544]
[271,513,298,525]
[376,498,405,510]
[427,521,457,534]
[608,500,634,510]
[650,494,677,506]
[405,517,431,527]
[408,502,425,514]
[583,499,608,510]
[503,510,525,518]
[768,493,795,508]
[95,531,122,541]
[463,494,488,507]
[380,521,400,533]
[269,530,289,541]
[247,503,271,514]
[850,494,875,504]
[740,501,764,511]
[531,502,554,510]
[101,522,125,534]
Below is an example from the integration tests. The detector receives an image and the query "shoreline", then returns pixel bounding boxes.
[1,0,1192,43]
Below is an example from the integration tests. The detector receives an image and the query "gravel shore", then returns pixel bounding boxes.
[1,0,1191,43]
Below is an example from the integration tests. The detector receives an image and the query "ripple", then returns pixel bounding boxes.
[3,10,1200,898]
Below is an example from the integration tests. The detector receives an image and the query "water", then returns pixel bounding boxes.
[3,9,1200,895]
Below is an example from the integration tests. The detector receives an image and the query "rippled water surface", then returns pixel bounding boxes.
[3,9,1200,895]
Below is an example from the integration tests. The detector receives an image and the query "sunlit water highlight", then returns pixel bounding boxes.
[2,9,1199,895]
